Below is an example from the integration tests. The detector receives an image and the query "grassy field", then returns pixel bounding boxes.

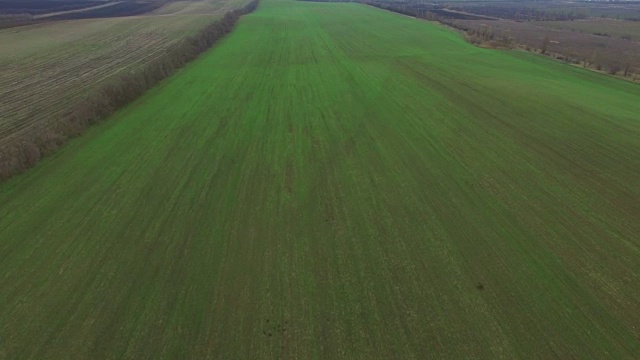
[1,0,640,358]
[0,0,247,144]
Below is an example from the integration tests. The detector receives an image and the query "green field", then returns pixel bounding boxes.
[1,0,640,358]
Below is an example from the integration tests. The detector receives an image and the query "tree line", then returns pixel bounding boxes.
[0,0,260,181]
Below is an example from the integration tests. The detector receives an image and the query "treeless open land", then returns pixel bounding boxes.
[1,0,639,358]
[453,17,640,75]
[0,0,247,144]
[537,18,640,41]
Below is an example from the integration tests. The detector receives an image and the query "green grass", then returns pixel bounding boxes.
[1,0,640,358]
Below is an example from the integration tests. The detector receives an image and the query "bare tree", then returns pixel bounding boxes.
[609,64,621,75]
[541,35,550,54]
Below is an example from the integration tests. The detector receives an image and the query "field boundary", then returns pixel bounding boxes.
[300,0,640,82]
[0,0,260,181]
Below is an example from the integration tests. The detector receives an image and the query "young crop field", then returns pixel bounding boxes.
[1,0,639,358]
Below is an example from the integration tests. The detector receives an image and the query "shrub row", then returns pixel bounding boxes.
[0,0,260,181]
